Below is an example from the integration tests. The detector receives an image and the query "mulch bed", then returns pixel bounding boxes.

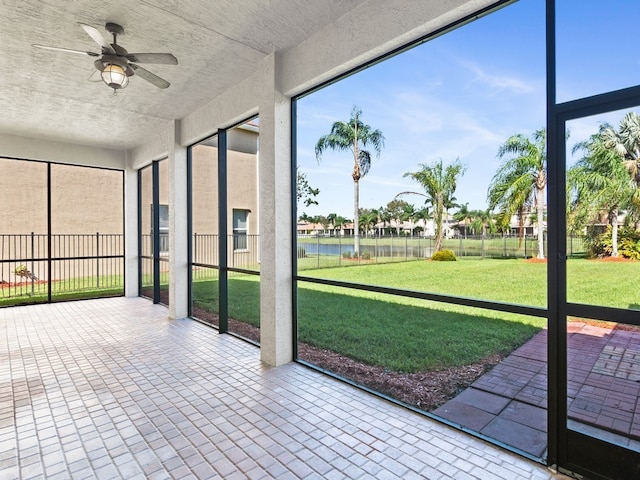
[191,306,502,411]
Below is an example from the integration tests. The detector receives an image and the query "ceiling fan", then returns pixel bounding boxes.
[33,22,178,92]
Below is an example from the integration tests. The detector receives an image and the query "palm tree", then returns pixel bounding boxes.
[333,215,348,235]
[401,203,417,236]
[413,206,431,237]
[570,126,635,257]
[601,112,640,216]
[601,112,640,184]
[453,203,473,238]
[399,159,466,252]
[358,208,377,236]
[315,106,385,255]
[488,128,547,259]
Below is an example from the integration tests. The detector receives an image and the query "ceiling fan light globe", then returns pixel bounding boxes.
[101,63,129,89]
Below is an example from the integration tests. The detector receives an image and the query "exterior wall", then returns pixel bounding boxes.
[191,126,260,268]
[0,157,124,283]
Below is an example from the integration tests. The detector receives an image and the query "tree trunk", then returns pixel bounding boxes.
[433,199,444,253]
[536,186,545,259]
[610,207,619,258]
[353,179,360,256]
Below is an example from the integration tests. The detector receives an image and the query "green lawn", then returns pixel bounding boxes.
[0,275,125,307]
[190,258,638,373]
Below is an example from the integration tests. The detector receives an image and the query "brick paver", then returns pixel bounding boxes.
[0,297,570,479]
[436,321,640,458]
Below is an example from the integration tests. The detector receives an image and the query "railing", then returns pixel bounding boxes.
[0,232,124,302]
[296,234,588,269]
[191,234,260,271]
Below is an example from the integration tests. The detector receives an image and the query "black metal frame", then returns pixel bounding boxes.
[547,1,640,477]
[290,0,640,477]
[186,117,261,342]
[0,156,125,306]
[138,159,166,305]
[218,129,229,333]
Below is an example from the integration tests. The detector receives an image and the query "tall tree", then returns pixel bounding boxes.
[399,158,466,252]
[570,126,635,257]
[488,128,547,259]
[315,106,385,255]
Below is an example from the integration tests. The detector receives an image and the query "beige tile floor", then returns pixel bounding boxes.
[0,297,572,479]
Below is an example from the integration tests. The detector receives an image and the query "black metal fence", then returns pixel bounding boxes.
[296,234,588,270]
[0,232,124,302]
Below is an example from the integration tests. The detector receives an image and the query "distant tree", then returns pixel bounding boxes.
[358,208,378,237]
[374,206,390,236]
[399,159,466,252]
[385,199,410,235]
[453,203,473,238]
[413,206,431,236]
[298,212,312,223]
[401,203,417,236]
[333,215,348,234]
[488,129,547,259]
[315,106,385,254]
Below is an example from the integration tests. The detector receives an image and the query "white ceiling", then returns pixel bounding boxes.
[0,0,367,151]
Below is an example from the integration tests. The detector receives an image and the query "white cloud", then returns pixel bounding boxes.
[458,59,537,95]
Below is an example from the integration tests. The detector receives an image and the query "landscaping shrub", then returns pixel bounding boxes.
[360,250,371,260]
[342,251,352,259]
[431,249,457,261]
[585,226,640,259]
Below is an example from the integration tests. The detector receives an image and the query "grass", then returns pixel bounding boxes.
[0,275,125,307]
[189,257,638,373]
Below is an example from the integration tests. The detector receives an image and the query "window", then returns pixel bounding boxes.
[232,209,249,250]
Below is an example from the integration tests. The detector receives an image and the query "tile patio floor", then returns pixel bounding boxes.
[0,297,572,479]
[434,321,640,459]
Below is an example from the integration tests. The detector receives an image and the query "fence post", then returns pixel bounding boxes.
[481,234,485,258]
[375,236,378,262]
[317,235,320,268]
[31,232,35,296]
[194,233,197,265]
[96,232,100,288]
[524,234,527,259]
[459,236,463,257]
[338,236,342,266]
[405,236,408,261]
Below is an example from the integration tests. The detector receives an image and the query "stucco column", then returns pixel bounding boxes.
[168,120,189,319]
[259,54,293,367]
[124,165,139,297]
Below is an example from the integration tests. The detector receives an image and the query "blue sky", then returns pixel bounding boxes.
[294,0,640,220]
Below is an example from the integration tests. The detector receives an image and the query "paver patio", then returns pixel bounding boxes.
[434,321,640,459]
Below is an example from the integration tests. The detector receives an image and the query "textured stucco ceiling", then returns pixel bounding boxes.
[0,0,365,150]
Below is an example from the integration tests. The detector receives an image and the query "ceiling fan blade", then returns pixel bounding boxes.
[80,23,115,54]
[33,44,99,57]
[130,64,170,89]
[125,53,178,65]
